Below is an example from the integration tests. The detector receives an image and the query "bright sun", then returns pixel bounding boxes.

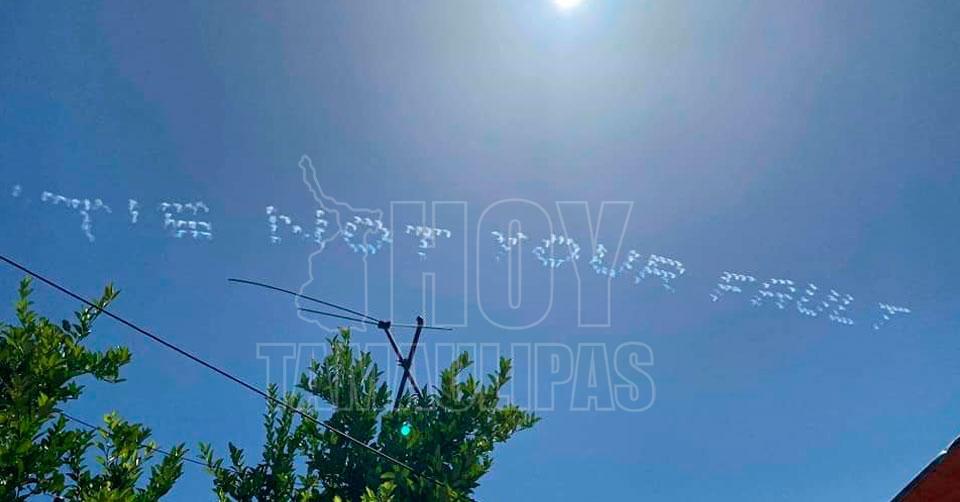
[553,0,584,12]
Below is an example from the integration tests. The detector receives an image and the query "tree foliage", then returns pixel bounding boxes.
[0,278,185,500]
[1,277,537,500]
[202,330,539,501]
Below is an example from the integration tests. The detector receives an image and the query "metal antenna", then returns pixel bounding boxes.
[229,278,453,406]
[0,256,475,500]
[394,316,425,409]
[228,278,452,330]
[228,278,378,322]
[296,306,424,399]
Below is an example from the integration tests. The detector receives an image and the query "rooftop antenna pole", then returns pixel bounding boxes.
[226,279,445,403]
[394,315,424,409]
[376,317,424,399]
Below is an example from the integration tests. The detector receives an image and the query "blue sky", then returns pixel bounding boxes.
[1,1,959,500]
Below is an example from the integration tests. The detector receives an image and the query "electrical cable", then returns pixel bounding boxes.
[0,255,473,501]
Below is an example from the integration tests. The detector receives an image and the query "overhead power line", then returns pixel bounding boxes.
[0,255,473,501]
[62,411,308,491]
[60,411,208,469]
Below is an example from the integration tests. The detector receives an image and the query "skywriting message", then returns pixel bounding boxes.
[5,155,911,332]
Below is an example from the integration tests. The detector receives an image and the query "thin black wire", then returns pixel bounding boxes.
[0,255,472,501]
[231,277,453,331]
[60,411,208,469]
[62,412,311,492]
[297,308,379,327]
[228,278,379,322]
[395,322,452,331]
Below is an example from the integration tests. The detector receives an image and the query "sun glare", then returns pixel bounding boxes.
[554,0,584,12]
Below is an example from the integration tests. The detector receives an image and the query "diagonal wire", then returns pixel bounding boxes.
[228,278,379,322]
[0,255,473,501]
[297,308,379,328]
[397,323,452,331]
[60,411,208,469]
[230,277,453,331]
[62,412,310,491]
